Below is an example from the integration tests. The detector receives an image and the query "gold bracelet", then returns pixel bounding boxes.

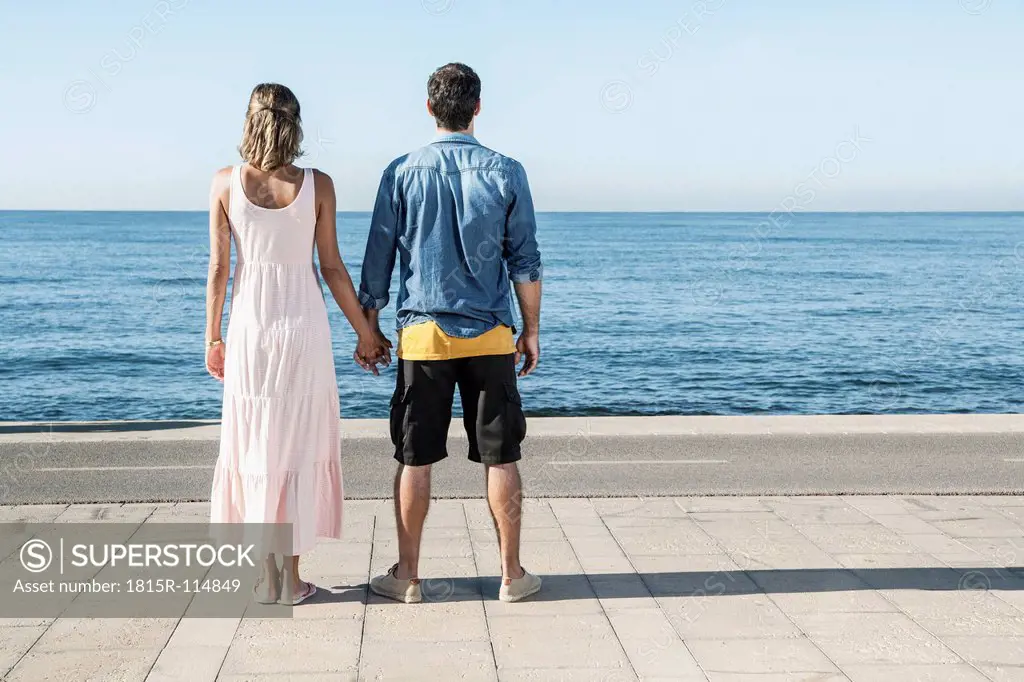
[206,339,224,349]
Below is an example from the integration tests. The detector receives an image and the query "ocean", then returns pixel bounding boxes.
[2,211,1022,421]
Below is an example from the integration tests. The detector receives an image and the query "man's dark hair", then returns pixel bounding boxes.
[427,63,481,131]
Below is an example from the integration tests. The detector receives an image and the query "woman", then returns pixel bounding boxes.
[204,83,389,605]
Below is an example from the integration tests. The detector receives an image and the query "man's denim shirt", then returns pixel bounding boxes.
[358,133,543,338]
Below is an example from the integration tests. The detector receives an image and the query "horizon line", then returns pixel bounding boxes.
[3,209,1024,215]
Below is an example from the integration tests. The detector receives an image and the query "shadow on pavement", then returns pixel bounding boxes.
[321,566,1024,605]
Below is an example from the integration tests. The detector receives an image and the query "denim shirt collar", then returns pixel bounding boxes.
[431,132,479,145]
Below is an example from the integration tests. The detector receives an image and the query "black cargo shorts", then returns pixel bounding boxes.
[389,354,527,466]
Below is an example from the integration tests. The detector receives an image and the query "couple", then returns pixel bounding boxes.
[203,63,543,605]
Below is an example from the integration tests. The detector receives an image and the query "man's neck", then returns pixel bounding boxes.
[436,126,474,137]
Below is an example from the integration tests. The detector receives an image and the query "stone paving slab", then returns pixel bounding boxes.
[3,496,1024,680]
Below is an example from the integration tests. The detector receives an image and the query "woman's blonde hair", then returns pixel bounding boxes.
[238,83,304,171]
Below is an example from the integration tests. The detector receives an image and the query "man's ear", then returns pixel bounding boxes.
[474,100,481,116]
[426,99,434,117]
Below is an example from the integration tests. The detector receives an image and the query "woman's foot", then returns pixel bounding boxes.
[279,578,317,605]
[279,555,317,606]
[252,562,281,604]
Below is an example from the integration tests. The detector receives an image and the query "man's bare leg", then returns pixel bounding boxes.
[486,462,524,579]
[394,463,431,580]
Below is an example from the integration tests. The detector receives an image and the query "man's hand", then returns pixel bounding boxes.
[515,332,539,377]
[512,280,541,378]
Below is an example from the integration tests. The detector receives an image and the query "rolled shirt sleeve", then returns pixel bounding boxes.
[358,168,399,310]
[504,162,543,283]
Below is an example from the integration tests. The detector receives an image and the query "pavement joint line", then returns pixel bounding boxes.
[141,606,179,681]
[354,512,375,681]
[557,498,640,679]
[462,500,500,681]
[544,460,731,465]
[211,620,239,682]
[4,619,49,680]
[36,466,215,472]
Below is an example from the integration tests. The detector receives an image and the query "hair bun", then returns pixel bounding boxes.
[256,106,296,120]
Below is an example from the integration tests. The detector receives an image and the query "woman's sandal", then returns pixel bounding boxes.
[278,580,317,606]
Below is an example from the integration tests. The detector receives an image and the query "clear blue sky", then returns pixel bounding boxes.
[2,0,1021,211]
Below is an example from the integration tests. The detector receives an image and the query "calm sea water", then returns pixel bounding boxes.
[2,211,1022,421]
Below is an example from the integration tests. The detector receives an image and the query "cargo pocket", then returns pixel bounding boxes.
[389,384,413,447]
[504,382,527,444]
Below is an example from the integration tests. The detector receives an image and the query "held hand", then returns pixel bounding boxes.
[206,343,225,382]
[352,350,375,374]
[375,329,394,362]
[515,332,539,377]
[354,329,393,376]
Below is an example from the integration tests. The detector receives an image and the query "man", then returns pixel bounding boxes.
[358,63,543,603]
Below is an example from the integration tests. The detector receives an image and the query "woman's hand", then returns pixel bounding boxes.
[206,343,225,381]
[354,329,392,375]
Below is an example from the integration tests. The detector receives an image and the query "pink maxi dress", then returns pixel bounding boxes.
[210,165,343,555]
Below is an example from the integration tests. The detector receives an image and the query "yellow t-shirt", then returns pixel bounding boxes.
[398,322,516,361]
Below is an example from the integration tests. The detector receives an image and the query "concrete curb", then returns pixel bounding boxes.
[2,414,1023,442]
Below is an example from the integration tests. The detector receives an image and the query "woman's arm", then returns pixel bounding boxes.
[312,170,391,372]
[205,167,232,380]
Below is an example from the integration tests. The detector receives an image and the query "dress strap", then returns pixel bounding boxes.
[303,167,316,222]
[228,165,241,217]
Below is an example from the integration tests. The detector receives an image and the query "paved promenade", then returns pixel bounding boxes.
[3,495,1024,681]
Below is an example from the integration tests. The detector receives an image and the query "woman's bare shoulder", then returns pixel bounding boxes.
[311,168,334,187]
[211,165,234,184]
[209,166,234,199]
[311,168,335,200]
[212,165,234,184]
